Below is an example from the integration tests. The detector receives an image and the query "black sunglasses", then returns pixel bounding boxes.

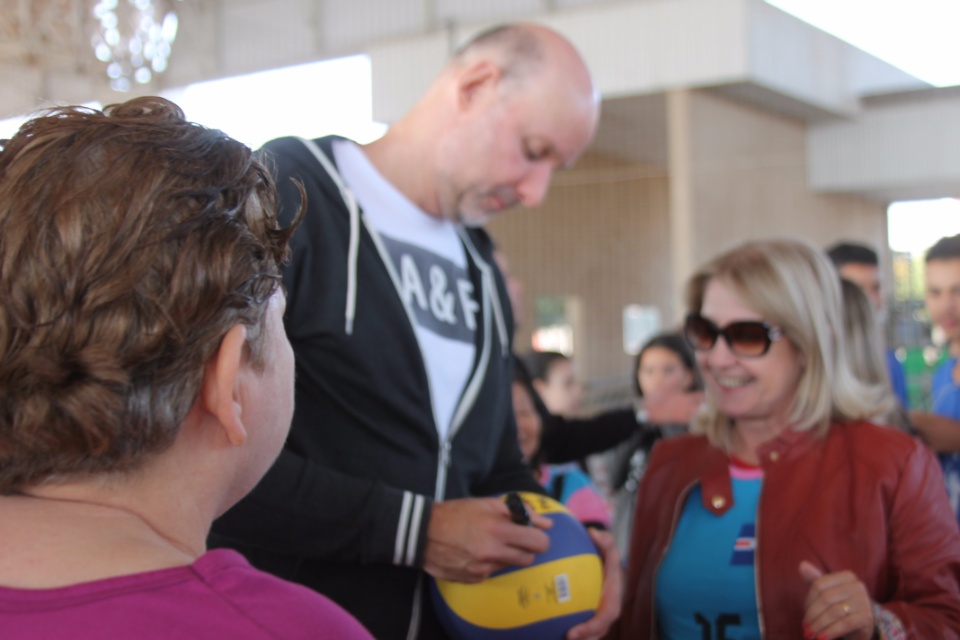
[684,313,783,358]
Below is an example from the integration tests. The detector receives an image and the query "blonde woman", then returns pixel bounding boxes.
[610,238,960,640]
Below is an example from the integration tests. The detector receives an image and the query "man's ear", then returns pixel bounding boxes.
[200,324,249,446]
[456,60,501,109]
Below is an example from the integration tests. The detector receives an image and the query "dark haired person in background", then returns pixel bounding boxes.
[606,332,702,558]
[909,234,960,527]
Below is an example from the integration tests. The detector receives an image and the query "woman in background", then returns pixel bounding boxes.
[606,333,701,558]
[523,350,584,418]
[513,370,612,529]
[610,238,960,640]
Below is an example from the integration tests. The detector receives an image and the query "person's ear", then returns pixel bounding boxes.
[456,60,501,109]
[200,324,249,446]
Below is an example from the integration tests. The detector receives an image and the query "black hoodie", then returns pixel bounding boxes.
[210,136,543,640]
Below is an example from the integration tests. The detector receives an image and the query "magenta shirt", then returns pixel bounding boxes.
[0,549,374,639]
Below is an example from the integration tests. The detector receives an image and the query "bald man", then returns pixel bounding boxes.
[211,24,618,640]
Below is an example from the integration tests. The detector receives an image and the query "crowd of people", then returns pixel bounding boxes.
[1,19,959,640]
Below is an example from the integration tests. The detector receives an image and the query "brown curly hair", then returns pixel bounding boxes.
[0,97,301,492]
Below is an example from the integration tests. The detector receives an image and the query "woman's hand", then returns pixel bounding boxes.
[799,561,875,640]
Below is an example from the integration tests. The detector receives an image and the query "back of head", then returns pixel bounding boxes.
[0,97,297,493]
[452,24,547,84]
[685,238,893,444]
[926,234,960,263]
[826,241,878,268]
[450,22,596,126]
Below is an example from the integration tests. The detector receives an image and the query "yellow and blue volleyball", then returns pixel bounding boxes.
[431,492,603,640]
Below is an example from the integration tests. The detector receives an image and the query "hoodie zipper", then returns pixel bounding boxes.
[295,137,360,334]
[301,138,510,639]
[435,229,506,499]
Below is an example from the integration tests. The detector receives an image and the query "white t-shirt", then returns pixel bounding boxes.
[333,140,478,441]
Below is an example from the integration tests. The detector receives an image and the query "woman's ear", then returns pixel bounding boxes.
[199,324,249,446]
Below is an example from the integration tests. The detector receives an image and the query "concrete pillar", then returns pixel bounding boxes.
[666,88,696,323]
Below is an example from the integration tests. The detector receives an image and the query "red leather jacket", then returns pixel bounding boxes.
[608,420,960,639]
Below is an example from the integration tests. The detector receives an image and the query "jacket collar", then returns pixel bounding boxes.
[698,427,819,516]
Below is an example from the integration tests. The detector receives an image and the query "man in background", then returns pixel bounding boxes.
[827,241,909,407]
[909,235,960,527]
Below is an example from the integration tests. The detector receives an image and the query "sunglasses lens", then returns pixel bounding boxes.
[684,314,718,351]
[725,322,771,357]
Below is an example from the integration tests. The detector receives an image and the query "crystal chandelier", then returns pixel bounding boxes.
[91,0,182,92]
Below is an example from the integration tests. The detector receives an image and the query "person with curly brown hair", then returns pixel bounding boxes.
[0,97,372,639]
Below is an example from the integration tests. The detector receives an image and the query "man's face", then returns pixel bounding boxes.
[925,258,960,344]
[838,262,882,312]
[434,69,599,226]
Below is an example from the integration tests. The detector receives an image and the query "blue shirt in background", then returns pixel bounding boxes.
[931,357,960,526]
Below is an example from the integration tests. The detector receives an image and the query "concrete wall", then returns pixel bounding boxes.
[676,88,888,289]
[487,151,671,385]
[808,87,960,202]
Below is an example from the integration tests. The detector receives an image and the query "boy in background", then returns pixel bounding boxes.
[910,234,960,526]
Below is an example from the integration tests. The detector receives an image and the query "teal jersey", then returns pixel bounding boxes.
[655,465,763,640]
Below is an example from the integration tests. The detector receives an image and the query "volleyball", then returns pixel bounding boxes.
[431,492,603,640]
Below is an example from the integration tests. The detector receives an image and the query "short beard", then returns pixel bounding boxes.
[457,210,492,228]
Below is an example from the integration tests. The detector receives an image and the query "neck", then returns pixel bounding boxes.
[0,485,207,589]
[728,418,790,464]
[363,123,440,218]
[24,478,207,560]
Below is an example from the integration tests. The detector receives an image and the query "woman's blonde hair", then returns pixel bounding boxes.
[685,237,895,447]
[840,278,911,431]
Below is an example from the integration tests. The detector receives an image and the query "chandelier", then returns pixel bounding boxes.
[91,0,182,92]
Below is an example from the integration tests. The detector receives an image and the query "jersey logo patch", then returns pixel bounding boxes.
[729,523,755,566]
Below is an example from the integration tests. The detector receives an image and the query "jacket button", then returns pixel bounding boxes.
[769,451,780,462]
[711,495,726,509]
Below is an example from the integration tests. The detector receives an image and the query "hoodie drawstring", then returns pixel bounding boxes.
[297,137,360,335]
[458,228,509,358]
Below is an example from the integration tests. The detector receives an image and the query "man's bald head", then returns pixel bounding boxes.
[368,23,599,225]
[452,24,595,99]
